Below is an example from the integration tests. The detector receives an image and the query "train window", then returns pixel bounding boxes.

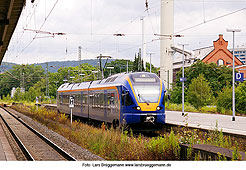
[63,95,69,104]
[105,76,118,83]
[82,93,87,104]
[105,78,112,83]
[125,93,134,106]
[108,93,114,105]
[59,94,63,104]
[99,93,104,107]
[162,97,165,106]
[75,94,81,105]
[133,77,156,83]
[110,77,117,82]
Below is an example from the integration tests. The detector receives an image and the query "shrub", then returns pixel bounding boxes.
[200,106,217,113]
[235,81,246,114]
[217,86,232,112]
[187,74,214,109]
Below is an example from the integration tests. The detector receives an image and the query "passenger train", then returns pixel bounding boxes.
[57,72,166,130]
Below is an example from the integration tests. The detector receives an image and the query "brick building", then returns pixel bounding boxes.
[202,34,246,79]
[173,34,246,81]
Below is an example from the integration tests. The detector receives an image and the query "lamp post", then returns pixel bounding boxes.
[178,44,188,116]
[226,29,241,121]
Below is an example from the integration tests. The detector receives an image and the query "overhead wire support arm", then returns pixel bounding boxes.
[23,28,66,39]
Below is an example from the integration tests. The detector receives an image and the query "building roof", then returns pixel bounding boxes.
[0,0,26,64]
[202,34,244,65]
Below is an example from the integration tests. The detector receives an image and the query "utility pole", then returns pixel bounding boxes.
[138,48,142,71]
[78,46,82,63]
[22,72,24,91]
[227,29,241,121]
[141,16,146,70]
[96,54,112,79]
[46,62,49,98]
[147,52,155,73]
[20,66,25,92]
[126,60,129,73]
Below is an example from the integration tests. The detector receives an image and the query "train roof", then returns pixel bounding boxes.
[57,72,161,92]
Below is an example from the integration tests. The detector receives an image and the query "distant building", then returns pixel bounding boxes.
[11,87,25,98]
[234,48,246,64]
[172,34,246,82]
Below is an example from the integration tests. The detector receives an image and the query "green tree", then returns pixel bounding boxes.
[175,60,232,97]
[0,64,45,98]
[187,74,214,109]
[217,86,232,112]
[13,87,25,101]
[132,48,144,72]
[216,81,246,114]
[145,62,159,75]
[47,63,97,98]
[235,81,246,114]
[104,59,134,78]
[170,86,183,104]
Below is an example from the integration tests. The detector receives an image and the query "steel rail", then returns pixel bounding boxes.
[0,105,76,161]
[0,114,34,160]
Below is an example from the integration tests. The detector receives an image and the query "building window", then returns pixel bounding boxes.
[217,59,224,66]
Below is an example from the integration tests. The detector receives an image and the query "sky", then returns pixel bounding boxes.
[3,0,246,67]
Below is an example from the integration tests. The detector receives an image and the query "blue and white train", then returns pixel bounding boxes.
[57,72,166,130]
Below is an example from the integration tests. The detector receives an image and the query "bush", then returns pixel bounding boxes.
[200,106,217,113]
[187,74,214,109]
[217,86,232,112]
[169,86,183,104]
[235,81,246,114]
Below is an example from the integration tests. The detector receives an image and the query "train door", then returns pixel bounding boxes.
[81,91,88,118]
[88,90,105,121]
[72,92,81,116]
[106,89,119,122]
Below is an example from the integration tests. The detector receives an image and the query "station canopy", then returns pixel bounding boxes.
[0,0,26,64]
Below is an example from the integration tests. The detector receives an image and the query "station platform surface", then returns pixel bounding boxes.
[166,110,246,136]
[0,117,16,161]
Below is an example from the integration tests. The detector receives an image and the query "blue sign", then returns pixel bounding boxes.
[235,73,244,82]
[180,77,187,82]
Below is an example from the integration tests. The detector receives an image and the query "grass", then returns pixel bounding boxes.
[5,103,246,160]
[165,102,245,117]
[9,104,181,160]
[165,102,231,115]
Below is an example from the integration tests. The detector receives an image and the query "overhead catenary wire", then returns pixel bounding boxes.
[174,7,246,34]
[109,6,246,57]
[4,0,246,65]
[16,0,60,57]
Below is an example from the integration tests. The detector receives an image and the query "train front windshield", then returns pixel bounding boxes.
[133,85,160,103]
[130,73,161,104]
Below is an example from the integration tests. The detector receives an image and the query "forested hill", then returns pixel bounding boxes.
[0,59,114,73]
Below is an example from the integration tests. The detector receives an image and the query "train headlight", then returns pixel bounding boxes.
[156,106,162,110]
[133,106,141,111]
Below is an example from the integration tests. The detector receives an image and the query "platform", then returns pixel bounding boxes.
[166,110,246,136]
[0,120,16,161]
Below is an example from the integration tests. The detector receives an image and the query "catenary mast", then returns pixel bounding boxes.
[160,0,174,89]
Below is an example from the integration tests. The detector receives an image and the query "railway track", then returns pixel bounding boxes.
[0,105,76,161]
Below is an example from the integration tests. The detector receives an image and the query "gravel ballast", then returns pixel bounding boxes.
[5,107,104,161]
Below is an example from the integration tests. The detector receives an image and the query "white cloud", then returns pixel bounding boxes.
[3,0,246,67]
